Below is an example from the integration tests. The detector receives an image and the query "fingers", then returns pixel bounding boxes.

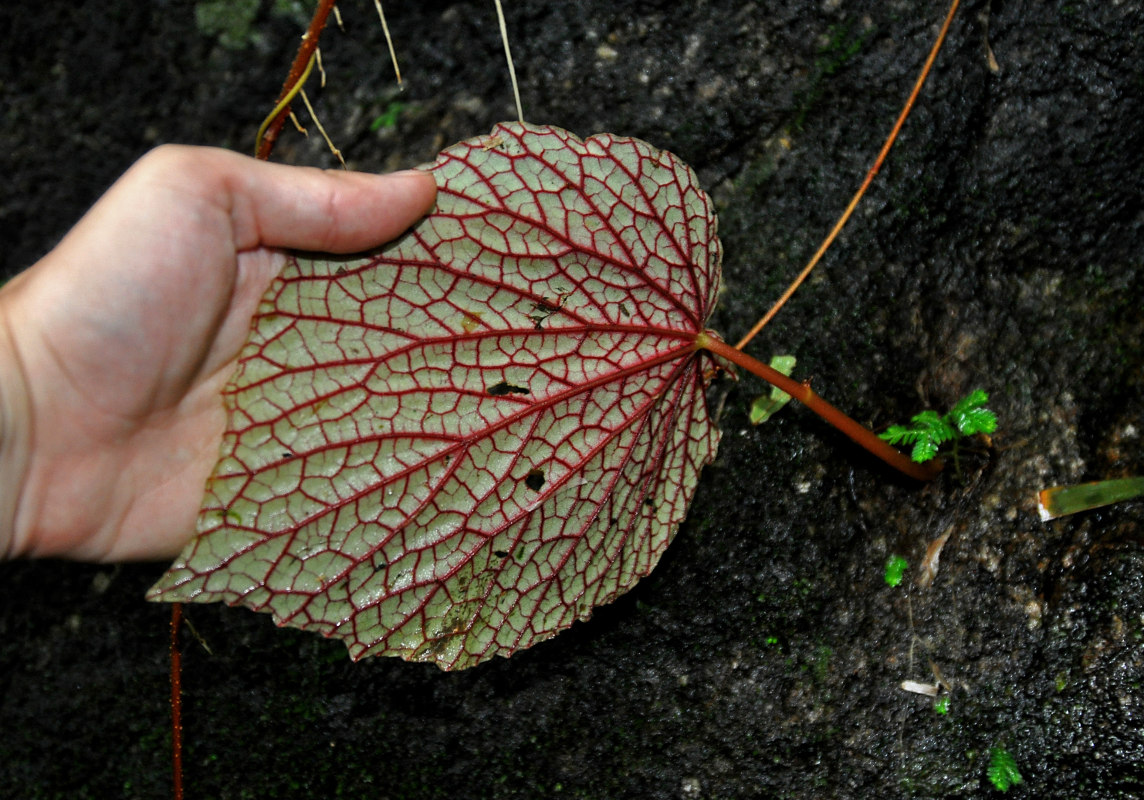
[134,145,438,255]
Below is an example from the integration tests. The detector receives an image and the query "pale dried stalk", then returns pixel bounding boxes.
[299,87,346,168]
[494,0,525,121]
[374,0,403,85]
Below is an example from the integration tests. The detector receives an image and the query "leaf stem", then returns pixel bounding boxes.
[255,0,340,161]
[170,602,184,800]
[734,0,962,350]
[698,334,942,481]
[255,51,317,159]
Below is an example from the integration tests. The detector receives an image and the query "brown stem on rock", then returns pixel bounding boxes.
[698,334,942,482]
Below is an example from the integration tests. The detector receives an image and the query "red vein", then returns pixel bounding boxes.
[437,132,705,327]
[192,341,705,598]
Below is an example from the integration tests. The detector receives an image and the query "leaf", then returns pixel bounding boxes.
[950,388,989,417]
[1037,475,1144,520]
[884,554,908,587]
[369,100,407,132]
[910,410,957,445]
[877,424,917,446]
[955,406,997,436]
[879,409,954,463]
[909,436,941,464]
[748,355,796,424]
[148,122,725,670]
[987,746,1023,792]
[950,389,997,437]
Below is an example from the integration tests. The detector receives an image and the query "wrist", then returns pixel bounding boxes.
[0,284,32,560]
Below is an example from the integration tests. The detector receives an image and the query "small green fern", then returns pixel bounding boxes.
[987,746,1023,792]
[879,390,997,464]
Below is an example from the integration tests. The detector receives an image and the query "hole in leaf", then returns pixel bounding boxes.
[527,298,563,329]
[488,381,530,396]
[525,469,546,491]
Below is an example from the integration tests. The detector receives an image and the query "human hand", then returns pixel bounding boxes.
[0,145,436,561]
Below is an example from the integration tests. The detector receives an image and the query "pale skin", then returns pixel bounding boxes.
[0,145,437,561]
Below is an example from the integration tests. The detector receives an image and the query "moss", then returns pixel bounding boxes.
[792,20,877,132]
[194,0,261,50]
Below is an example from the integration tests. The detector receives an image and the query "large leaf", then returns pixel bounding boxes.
[148,122,724,670]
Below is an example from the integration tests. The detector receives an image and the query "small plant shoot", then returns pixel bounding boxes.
[987,746,1024,792]
[884,554,909,587]
[879,389,997,463]
[748,355,797,424]
[369,100,407,132]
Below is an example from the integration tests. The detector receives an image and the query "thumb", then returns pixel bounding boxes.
[142,145,439,254]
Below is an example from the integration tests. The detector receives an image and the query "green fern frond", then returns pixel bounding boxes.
[950,388,989,416]
[878,390,997,464]
[956,406,997,437]
[950,390,997,436]
[987,746,1023,792]
[910,437,941,463]
[879,424,924,446]
[910,409,958,444]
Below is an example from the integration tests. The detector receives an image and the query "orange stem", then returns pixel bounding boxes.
[700,335,942,481]
[735,0,962,350]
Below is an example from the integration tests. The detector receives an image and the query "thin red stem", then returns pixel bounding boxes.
[171,2,334,792]
[699,335,942,481]
[170,602,184,800]
[735,0,962,350]
[255,0,340,161]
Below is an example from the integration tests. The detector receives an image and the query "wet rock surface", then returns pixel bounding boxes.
[2,1,1142,797]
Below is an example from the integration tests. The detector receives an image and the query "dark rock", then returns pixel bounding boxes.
[2,1,1142,797]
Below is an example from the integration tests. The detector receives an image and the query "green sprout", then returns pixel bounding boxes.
[748,355,797,424]
[879,389,997,468]
[933,695,950,715]
[987,746,1023,792]
[370,100,408,132]
[884,554,908,587]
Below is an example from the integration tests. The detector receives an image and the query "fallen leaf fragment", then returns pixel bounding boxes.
[917,527,953,589]
[1037,476,1144,521]
[900,680,940,697]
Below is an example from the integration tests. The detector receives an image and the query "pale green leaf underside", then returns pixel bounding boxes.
[148,122,724,669]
